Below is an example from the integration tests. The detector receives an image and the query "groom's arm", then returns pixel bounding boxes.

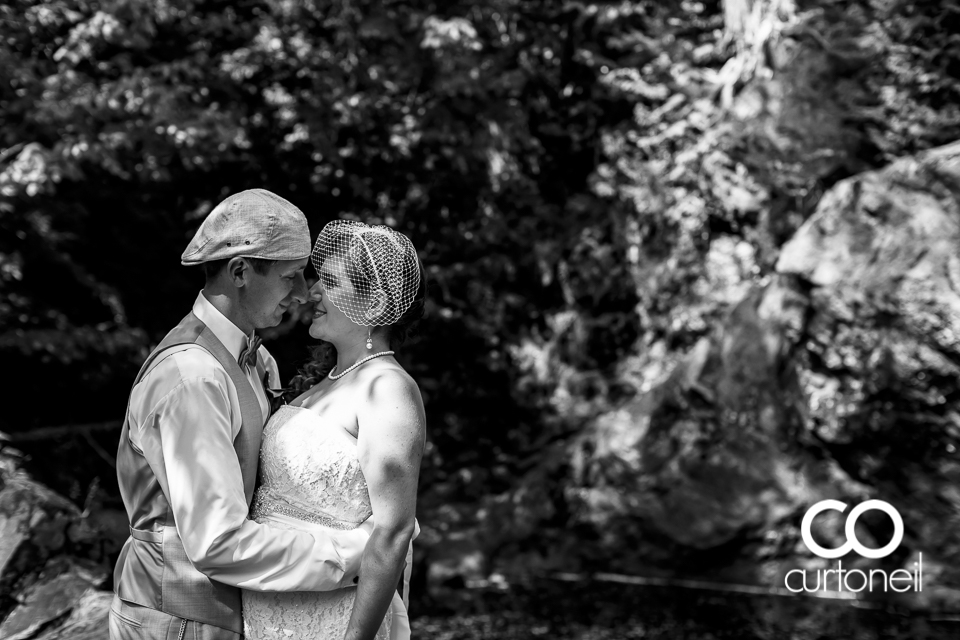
[137,353,368,592]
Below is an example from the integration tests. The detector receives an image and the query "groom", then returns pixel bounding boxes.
[110,189,368,639]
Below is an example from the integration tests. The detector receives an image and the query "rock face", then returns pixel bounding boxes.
[483,141,960,610]
[0,450,116,639]
[555,275,827,585]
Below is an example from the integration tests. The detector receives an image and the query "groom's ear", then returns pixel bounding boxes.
[227,257,250,287]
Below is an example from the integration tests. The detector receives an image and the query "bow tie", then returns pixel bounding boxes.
[238,330,262,369]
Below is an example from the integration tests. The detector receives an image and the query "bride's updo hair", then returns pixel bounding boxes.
[283,233,427,403]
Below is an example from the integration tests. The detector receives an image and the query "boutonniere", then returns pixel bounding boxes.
[263,371,288,399]
[264,372,293,413]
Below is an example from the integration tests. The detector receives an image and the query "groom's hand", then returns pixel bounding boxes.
[358,515,375,537]
[357,515,420,539]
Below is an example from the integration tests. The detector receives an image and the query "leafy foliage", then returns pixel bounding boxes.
[0,0,647,500]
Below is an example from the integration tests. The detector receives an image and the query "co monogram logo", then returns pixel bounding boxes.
[801,499,903,559]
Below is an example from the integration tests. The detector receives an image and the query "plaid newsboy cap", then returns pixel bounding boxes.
[181,189,311,265]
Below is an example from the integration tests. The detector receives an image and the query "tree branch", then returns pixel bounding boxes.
[3,421,122,442]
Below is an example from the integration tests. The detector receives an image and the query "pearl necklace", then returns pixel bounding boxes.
[328,351,395,380]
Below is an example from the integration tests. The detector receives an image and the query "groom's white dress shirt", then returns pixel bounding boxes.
[125,292,364,591]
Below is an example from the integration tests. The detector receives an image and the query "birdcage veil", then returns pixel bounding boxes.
[311,220,421,326]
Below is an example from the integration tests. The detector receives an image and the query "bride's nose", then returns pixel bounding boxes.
[308,281,323,301]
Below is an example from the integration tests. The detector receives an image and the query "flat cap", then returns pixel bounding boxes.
[181,189,311,265]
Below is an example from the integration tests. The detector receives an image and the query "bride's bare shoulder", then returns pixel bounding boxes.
[357,361,420,396]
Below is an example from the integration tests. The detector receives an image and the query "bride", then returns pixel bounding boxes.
[242,220,427,640]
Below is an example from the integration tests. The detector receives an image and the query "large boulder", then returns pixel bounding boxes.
[776,140,960,606]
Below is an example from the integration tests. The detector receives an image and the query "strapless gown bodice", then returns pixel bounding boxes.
[251,404,371,529]
[242,405,392,639]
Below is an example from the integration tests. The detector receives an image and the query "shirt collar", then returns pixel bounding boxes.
[192,292,250,361]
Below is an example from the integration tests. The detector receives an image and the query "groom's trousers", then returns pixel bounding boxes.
[110,596,241,640]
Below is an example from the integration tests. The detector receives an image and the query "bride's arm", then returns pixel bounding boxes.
[346,370,425,640]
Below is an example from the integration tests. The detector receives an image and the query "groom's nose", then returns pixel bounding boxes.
[291,273,308,304]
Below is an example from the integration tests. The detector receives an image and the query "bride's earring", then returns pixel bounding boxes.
[365,329,373,350]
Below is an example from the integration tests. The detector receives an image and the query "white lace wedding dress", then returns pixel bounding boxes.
[242,405,407,639]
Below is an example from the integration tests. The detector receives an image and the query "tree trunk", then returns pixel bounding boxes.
[723,0,795,45]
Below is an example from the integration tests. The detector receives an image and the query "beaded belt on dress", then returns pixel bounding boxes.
[251,489,358,530]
